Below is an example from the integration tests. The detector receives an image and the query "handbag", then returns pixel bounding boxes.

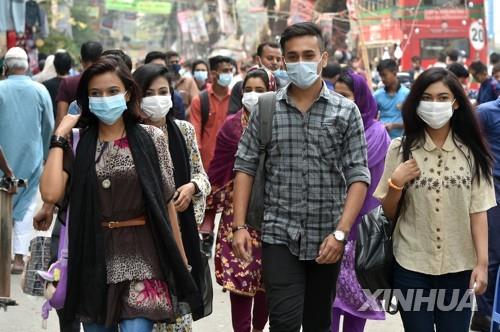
[197,253,213,319]
[355,148,409,314]
[354,206,395,296]
[22,236,51,296]
[38,128,80,312]
[246,92,276,230]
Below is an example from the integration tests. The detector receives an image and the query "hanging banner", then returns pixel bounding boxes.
[105,0,172,15]
[288,0,315,25]
[177,10,209,43]
[189,11,209,43]
[137,1,172,15]
[105,0,136,12]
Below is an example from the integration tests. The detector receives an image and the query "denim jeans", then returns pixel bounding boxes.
[83,318,154,332]
[393,262,472,332]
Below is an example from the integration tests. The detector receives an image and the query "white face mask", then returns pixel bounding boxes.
[416,100,455,129]
[141,95,172,121]
[242,91,262,112]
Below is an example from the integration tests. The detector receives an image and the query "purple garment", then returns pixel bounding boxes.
[207,111,244,189]
[333,71,390,321]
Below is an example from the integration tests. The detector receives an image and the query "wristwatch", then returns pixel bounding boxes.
[333,230,348,244]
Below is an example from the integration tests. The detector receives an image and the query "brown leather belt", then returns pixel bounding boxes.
[102,217,146,229]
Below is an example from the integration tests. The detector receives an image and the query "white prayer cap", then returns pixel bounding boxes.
[5,47,28,61]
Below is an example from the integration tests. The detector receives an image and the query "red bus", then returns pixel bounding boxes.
[355,0,488,70]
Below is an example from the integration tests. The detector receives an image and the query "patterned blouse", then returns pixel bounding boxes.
[160,120,210,225]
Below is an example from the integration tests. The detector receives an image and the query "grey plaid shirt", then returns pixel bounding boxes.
[234,84,370,260]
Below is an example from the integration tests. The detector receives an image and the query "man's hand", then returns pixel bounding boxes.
[316,234,344,264]
[33,203,55,231]
[384,122,394,132]
[232,228,253,262]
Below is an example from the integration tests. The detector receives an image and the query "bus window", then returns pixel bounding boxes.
[420,38,470,59]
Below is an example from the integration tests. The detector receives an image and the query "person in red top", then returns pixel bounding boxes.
[190,55,233,171]
[55,41,102,126]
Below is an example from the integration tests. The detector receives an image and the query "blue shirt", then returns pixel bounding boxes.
[374,85,409,139]
[477,97,500,202]
[0,75,54,220]
[477,77,500,105]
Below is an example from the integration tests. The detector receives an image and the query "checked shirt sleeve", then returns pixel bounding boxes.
[233,107,261,177]
[342,104,371,187]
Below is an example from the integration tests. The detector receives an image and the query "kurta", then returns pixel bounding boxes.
[0,75,53,220]
[208,110,265,296]
[64,125,176,325]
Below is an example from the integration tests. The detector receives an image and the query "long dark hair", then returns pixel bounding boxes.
[401,67,492,183]
[133,63,177,120]
[242,68,270,91]
[77,57,142,126]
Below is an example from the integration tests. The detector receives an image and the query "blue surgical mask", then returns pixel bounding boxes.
[171,63,181,74]
[273,69,289,86]
[217,73,232,87]
[89,93,127,125]
[286,61,320,89]
[194,70,208,82]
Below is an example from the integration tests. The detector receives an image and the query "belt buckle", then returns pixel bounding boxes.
[107,221,118,229]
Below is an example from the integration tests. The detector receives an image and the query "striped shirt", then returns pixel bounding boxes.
[234,83,370,260]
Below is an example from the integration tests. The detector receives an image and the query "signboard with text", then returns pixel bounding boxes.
[105,0,172,15]
[469,21,485,51]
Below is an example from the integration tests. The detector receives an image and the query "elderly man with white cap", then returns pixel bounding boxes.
[0,47,54,273]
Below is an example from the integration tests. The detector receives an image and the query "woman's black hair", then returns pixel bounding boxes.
[242,69,270,91]
[191,59,209,74]
[77,57,141,126]
[336,68,355,93]
[132,63,176,119]
[401,67,492,183]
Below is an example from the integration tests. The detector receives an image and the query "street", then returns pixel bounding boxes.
[0,199,404,332]
[0,266,404,332]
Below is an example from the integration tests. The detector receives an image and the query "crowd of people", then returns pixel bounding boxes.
[1,21,500,332]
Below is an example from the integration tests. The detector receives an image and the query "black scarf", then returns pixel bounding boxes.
[165,116,206,320]
[63,122,201,325]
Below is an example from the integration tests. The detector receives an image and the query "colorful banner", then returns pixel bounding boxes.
[177,10,209,43]
[105,0,172,15]
[288,0,315,25]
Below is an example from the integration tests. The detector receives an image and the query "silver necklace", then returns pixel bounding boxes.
[98,129,126,189]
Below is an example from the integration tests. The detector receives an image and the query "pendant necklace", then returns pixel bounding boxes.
[99,128,125,189]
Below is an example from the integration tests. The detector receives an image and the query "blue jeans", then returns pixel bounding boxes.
[83,318,153,332]
[393,263,472,332]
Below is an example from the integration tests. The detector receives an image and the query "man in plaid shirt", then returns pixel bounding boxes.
[232,22,370,331]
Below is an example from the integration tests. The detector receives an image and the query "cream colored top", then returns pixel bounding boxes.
[373,130,496,275]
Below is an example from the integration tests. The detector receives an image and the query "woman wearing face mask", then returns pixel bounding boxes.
[205,69,274,332]
[374,67,495,332]
[39,58,200,332]
[132,63,211,331]
[331,70,390,332]
[191,60,209,91]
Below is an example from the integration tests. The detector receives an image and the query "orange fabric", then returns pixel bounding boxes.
[190,84,231,170]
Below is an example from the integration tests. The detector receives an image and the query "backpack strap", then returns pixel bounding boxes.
[200,90,210,138]
[258,92,277,153]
